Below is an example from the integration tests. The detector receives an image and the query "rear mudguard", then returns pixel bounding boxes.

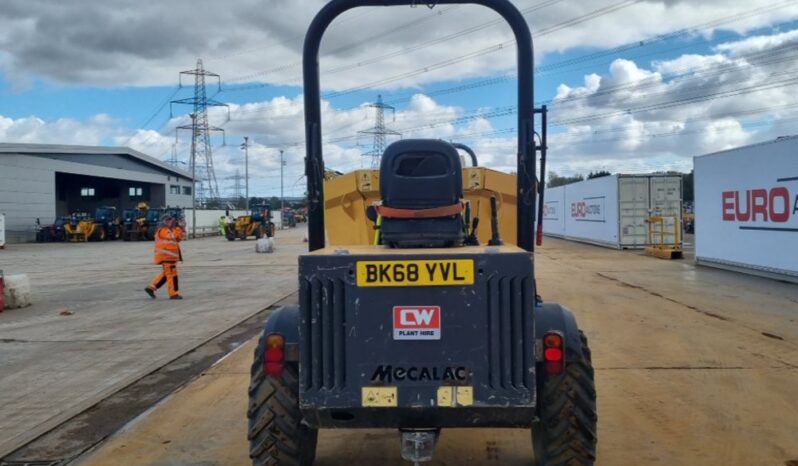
[261,304,300,361]
[534,302,585,362]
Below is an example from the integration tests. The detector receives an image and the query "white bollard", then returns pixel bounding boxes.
[3,274,32,309]
[255,237,275,254]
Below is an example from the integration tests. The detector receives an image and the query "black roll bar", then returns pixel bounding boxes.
[303,0,539,252]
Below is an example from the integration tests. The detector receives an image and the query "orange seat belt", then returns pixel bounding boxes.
[375,202,464,219]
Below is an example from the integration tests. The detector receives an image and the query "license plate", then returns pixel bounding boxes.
[356,259,474,287]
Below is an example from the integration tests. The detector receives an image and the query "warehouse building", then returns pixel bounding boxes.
[0,143,194,242]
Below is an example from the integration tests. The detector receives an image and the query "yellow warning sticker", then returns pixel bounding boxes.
[456,386,474,406]
[362,386,398,407]
[437,387,454,407]
[437,386,474,407]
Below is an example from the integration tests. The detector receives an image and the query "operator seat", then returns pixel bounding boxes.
[378,139,465,248]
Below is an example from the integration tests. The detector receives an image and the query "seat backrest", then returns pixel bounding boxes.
[380,139,463,209]
[378,140,465,248]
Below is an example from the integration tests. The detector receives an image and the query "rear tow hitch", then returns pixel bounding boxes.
[400,429,440,464]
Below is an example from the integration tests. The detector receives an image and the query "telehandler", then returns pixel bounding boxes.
[122,202,151,241]
[65,207,121,241]
[226,205,275,241]
[248,1,597,465]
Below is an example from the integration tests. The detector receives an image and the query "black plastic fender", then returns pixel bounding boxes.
[261,304,301,362]
[534,302,584,362]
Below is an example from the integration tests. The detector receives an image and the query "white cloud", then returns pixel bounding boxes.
[2,0,798,91]
[3,22,798,191]
[715,28,798,55]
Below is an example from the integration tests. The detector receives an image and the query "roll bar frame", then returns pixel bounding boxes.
[303,0,544,252]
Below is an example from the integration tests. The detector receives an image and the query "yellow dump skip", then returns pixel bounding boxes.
[324,168,517,246]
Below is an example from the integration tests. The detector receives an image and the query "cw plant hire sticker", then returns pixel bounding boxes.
[393,305,441,340]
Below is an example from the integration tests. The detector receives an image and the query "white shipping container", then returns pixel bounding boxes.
[694,136,798,283]
[542,174,682,249]
[542,185,565,237]
[563,175,620,247]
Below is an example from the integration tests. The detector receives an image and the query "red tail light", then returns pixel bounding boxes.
[543,332,564,375]
[264,333,285,377]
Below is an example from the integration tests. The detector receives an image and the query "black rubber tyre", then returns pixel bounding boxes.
[255,225,264,239]
[532,330,597,466]
[248,336,318,466]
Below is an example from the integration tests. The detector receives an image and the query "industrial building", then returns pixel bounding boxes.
[0,143,194,242]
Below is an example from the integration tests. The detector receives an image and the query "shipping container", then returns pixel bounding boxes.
[542,185,566,237]
[542,174,682,249]
[694,136,798,283]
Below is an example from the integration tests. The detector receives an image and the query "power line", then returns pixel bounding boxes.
[219,0,634,94]
[204,6,380,66]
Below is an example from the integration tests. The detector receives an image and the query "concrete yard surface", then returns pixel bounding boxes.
[76,237,798,466]
[0,228,306,458]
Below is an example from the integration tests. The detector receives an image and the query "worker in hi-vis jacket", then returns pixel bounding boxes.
[145,214,184,300]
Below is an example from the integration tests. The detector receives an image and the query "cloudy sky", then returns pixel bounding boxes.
[2,0,798,197]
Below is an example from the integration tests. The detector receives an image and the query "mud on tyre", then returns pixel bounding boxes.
[532,330,597,466]
[248,334,318,465]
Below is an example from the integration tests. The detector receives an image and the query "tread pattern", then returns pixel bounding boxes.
[248,334,318,466]
[533,330,597,466]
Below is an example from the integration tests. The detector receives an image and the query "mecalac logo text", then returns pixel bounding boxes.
[371,365,469,383]
[722,187,796,223]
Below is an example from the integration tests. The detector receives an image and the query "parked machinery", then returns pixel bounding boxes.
[226,205,275,241]
[64,212,90,242]
[123,202,151,241]
[247,2,597,465]
[65,207,121,242]
[35,216,68,242]
[142,207,184,240]
[283,208,297,228]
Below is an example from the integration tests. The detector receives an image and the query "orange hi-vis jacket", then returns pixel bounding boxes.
[154,226,184,264]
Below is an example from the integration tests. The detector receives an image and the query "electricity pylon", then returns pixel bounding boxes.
[358,95,401,168]
[172,59,229,204]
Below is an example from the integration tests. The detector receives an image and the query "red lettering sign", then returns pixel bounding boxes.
[721,187,792,223]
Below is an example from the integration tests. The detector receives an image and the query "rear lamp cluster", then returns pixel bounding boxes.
[264,333,285,377]
[543,332,564,375]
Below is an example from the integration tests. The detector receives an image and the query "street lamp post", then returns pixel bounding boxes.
[189,113,197,239]
[241,137,249,210]
[280,149,285,214]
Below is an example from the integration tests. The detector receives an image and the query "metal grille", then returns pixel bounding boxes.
[302,277,347,391]
[486,275,534,391]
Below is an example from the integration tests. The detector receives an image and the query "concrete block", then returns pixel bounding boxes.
[255,238,274,254]
[3,274,32,309]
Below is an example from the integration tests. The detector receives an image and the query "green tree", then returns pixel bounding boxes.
[547,171,585,188]
[587,170,612,179]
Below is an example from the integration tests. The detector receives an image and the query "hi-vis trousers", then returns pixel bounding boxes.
[148,261,179,297]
